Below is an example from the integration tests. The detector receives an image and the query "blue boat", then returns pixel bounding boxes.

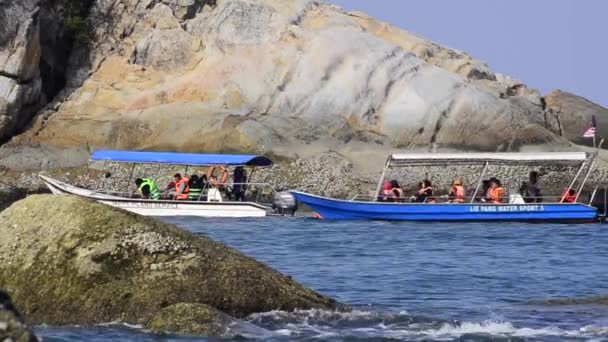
[290,152,601,222]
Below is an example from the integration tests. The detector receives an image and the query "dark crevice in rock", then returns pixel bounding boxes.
[290,1,317,26]
[0,71,35,85]
[429,100,454,148]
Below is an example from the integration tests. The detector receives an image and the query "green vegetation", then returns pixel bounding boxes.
[65,15,89,42]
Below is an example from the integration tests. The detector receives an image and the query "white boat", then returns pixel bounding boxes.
[40,151,277,218]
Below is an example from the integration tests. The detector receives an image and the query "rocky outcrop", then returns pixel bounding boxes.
[0,0,43,142]
[544,90,608,145]
[0,290,38,342]
[0,0,96,144]
[146,303,235,336]
[0,0,575,171]
[0,195,336,334]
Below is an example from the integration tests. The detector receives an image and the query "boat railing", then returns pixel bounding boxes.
[90,182,277,203]
[352,192,587,204]
[589,185,608,218]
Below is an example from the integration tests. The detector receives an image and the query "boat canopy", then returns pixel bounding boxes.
[90,150,273,166]
[389,152,589,165]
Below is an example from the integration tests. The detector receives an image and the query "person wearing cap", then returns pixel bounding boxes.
[448,178,466,203]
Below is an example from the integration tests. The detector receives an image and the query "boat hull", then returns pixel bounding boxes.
[40,175,268,218]
[290,191,598,222]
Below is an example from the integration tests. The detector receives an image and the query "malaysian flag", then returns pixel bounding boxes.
[583,115,597,138]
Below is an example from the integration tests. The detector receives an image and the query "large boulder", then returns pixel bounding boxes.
[6,0,570,168]
[0,290,37,342]
[0,195,336,332]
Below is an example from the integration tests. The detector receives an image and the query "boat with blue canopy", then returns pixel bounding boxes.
[40,150,278,218]
[290,151,602,222]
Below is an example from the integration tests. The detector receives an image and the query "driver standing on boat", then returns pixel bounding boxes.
[135,178,161,200]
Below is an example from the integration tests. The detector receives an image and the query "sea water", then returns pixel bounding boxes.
[36,218,608,341]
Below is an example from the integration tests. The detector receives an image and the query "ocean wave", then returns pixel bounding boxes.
[247,309,608,340]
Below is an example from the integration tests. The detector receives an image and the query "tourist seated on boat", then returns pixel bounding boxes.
[488,177,505,204]
[521,171,543,203]
[378,181,393,201]
[477,179,491,202]
[560,188,577,203]
[134,178,161,200]
[171,173,190,200]
[389,179,405,202]
[411,179,435,203]
[188,174,204,201]
[448,178,465,203]
[232,166,247,202]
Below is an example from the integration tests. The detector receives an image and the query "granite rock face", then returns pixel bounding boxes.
[0,195,336,335]
[0,0,43,142]
[544,90,608,145]
[0,0,574,166]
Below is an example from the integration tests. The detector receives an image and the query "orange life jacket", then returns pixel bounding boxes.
[561,189,577,203]
[175,177,190,200]
[490,187,504,204]
[208,166,228,187]
[450,185,465,203]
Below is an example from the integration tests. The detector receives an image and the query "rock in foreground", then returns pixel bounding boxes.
[0,195,336,334]
[0,290,37,342]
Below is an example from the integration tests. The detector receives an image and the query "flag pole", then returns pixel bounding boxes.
[593,135,597,148]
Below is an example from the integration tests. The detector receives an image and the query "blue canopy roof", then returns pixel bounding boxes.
[90,150,273,166]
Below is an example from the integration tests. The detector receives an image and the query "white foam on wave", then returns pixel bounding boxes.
[248,308,389,321]
[247,309,608,340]
[95,321,144,329]
[413,320,600,340]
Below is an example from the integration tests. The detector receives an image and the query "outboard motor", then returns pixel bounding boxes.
[273,191,298,216]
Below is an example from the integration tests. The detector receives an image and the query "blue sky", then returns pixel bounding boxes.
[329,0,607,108]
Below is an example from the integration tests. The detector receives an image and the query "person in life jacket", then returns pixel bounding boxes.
[448,178,466,203]
[135,178,161,200]
[488,177,505,204]
[207,165,229,189]
[560,188,577,203]
[172,173,190,200]
[411,179,435,203]
[188,174,204,201]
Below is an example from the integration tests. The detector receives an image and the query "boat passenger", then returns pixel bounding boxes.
[525,171,543,203]
[172,173,190,200]
[477,179,491,202]
[560,188,577,203]
[232,166,247,202]
[448,178,466,203]
[378,181,393,201]
[135,178,161,200]
[390,179,404,202]
[188,174,204,201]
[208,165,229,189]
[488,177,505,204]
[411,179,435,203]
